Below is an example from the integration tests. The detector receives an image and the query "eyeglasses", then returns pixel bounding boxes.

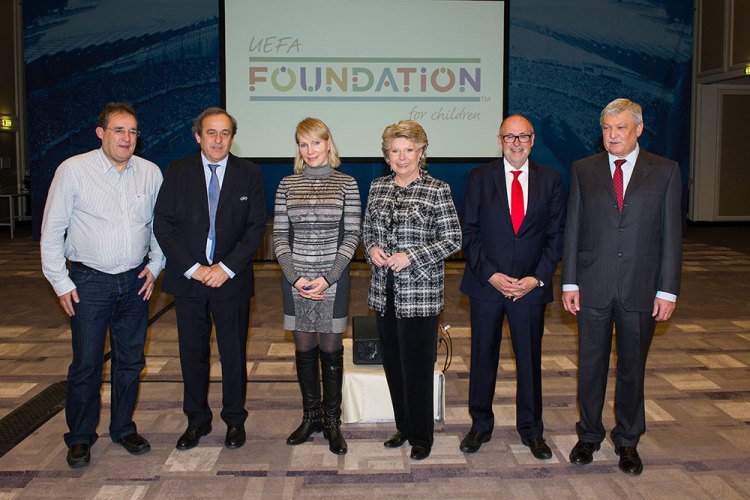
[106,127,141,138]
[500,134,532,143]
[388,147,422,157]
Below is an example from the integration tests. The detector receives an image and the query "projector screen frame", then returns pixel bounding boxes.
[220,0,509,163]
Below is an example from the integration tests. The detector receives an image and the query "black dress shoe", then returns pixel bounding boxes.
[113,432,151,455]
[176,424,212,450]
[569,440,600,465]
[521,437,552,460]
[225,425,246,449]
[615,446,643,475]
[410,445,431,460]
[383,431,408,448]
[66,443,91,468]
[459,431,491,453]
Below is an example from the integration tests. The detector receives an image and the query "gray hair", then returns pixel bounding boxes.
[600,98,643,127]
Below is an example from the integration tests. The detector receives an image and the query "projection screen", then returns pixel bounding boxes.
[224,0,507,158]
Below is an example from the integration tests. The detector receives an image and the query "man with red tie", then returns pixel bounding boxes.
[459,115,566,459]
[562,98,682,475]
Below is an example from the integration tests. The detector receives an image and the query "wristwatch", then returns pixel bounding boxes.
[534,276,544,288]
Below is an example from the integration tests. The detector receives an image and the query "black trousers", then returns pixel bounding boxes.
[376,283,439,449]
[575,296,655,447]
[174,293,251,427]
[467,297,546,440]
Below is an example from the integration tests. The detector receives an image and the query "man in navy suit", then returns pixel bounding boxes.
[562,98,682,475]
[154,108,265,451]
[459,115,565,459]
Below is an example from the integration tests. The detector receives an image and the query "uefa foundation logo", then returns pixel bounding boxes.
[247,40,482,103]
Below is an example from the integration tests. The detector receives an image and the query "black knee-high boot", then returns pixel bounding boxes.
[320,348,347,455]
[287,347,323,445]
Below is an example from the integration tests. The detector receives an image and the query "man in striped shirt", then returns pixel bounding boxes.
[40,102,165,468]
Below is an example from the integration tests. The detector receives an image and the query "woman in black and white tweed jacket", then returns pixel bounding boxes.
[363,120,461,461]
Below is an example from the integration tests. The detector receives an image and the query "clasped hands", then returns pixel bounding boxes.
[368,246,410,273]
[294,276,329,301]
[192,264,230,288]
[489,272,537,301]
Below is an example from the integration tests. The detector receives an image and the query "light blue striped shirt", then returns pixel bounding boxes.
[41,148,165,296]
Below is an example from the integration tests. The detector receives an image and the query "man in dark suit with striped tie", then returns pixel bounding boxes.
[562,98,682,475]
[154,108,266,451]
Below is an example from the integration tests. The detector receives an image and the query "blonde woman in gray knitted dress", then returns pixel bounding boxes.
[273,118,361,455]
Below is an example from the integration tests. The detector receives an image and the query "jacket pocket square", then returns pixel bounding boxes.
[240,196,248,201]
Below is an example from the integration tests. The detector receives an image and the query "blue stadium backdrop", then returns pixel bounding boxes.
[25,0,693,242]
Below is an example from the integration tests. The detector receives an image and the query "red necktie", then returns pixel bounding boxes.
[511,170,524,234]
[613,159,625,214]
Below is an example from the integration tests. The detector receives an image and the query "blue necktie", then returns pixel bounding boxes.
[208,164,220,261]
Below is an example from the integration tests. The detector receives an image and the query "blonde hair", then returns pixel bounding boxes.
[381,120,429,168]
[293,117,341,173]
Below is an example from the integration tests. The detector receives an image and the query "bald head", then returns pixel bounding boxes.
[498,115,535,169]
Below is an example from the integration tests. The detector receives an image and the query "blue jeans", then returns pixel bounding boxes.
[64,261,149,447]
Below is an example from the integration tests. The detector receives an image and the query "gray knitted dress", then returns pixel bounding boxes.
[272,165,361,333]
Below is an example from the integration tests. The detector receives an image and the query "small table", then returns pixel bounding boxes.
[341,338,445,423]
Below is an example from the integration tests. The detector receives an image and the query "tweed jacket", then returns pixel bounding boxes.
[363,172,461,318]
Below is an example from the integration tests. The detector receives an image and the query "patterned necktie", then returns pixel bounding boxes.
[208,164,220,260]
[511,170,524,234]
[613,159,625,214]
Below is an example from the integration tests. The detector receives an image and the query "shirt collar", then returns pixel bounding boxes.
[96,148,133,173]
[608,144,640,168]
[201,153,229,169]
[503,158,529,175]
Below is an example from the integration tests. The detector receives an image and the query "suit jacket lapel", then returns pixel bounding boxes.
[625,151,654,198]
[522,162,541,231]
[593,154,617,206]
[491,160,512,222]
[217,154,236,213]
[194,155,210,216]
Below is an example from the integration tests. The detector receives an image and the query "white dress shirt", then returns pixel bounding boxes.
[184,154,235,279]
[40,148,165,296]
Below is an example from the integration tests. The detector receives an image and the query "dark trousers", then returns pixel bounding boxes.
[65,261,149,446]
[576,296,656,447]
[174,294,250,427]
[467,297,546,439]
[376,284,439,449]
